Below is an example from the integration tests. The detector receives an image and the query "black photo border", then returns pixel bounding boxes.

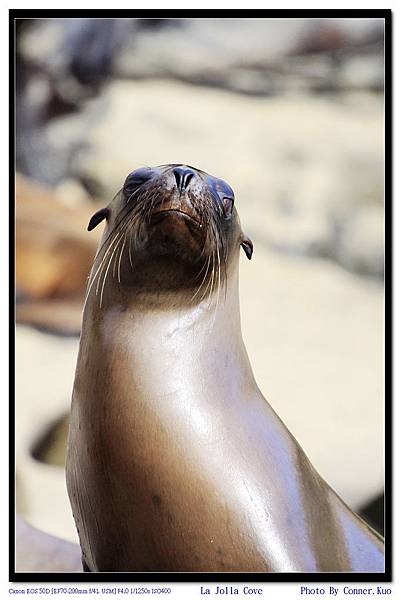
[9,7,393,584]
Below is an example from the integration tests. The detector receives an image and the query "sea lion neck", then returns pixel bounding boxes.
[84,261,254,412]
[93,260,244,348]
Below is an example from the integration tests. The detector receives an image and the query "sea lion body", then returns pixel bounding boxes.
[66,165,384,572]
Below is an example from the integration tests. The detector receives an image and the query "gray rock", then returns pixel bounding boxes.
[339,55,384,90]
[335,205,384,278]
[17,18,385,114]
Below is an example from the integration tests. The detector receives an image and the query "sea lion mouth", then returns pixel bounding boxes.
[150,209,202,227]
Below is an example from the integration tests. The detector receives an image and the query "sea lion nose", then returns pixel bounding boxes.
[172,167,195,192]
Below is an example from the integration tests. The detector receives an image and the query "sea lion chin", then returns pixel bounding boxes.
[66,164,383,573]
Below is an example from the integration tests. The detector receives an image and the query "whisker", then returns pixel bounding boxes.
[112,237,121,279]
[89,208,144,307]
[205,249,216,306]
[95,231,124,296]
[128,235,133,269]
[200,251,214,303]
[147,189,160,222]
[99,240,121,309]
[191,254,211,302]
[94,189,143,258]
[83,228,125,311]
[211,242,221,331]
[117,236,127,284]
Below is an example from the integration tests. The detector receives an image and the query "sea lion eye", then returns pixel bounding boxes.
[222,196,234,219]
[123,167,153,197]
[217,180,234,219]
[208,176,235,219]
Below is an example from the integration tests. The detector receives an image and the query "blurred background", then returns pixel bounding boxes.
[15,17,385,552]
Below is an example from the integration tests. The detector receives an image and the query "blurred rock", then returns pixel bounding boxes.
[16,174,101,334]
[293,22,349,55]
[32,413,69,468]
[113,18,383,95]
[54,177,93,208]
[17,18,384,109]
[338,55,384,91]
[335,205,384,278]
[16,173,100,301]
[18,18,131,89]
[261,211,333,259]
[16,326,80,543]
[16,300,84,337]
[16,84,91,186]
[16,20,84,186]
[16,18,126,186]
[16,516,81,572]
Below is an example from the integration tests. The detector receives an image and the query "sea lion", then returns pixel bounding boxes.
[66,164,384,572]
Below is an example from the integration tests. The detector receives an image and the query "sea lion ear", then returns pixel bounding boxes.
[87,208,109,231]
[241,236,253,260]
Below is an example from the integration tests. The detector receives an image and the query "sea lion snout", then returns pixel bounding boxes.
[123,165,202,223]
[151,167,202,225]
[119,165,237,228]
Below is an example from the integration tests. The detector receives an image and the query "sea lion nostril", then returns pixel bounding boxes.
[173,167,194,192]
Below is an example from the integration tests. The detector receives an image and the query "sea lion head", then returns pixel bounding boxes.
[87,164,253,305]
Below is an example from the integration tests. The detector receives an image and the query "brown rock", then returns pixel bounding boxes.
[16,173,100,301]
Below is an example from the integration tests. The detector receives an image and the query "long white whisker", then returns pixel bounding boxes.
[191,254,211,302]
[128,236,133,269]
[118,236,127,284]
[83,229,124,312]
[206,250,216,306]
[99,241,121,309]
[211,243,221,332]
[96,231,124,296]
[112,237,121,280]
